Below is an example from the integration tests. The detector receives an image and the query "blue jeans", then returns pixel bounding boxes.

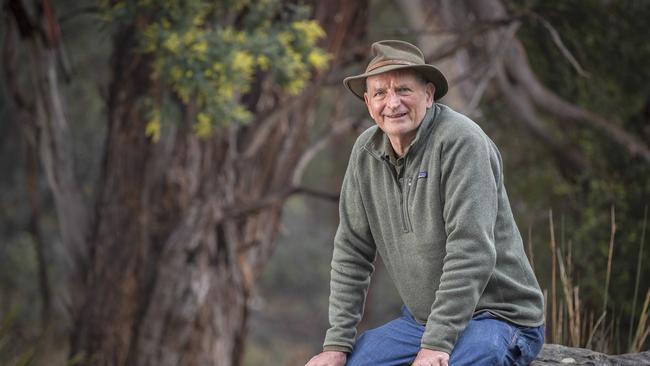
[347,306,544,366]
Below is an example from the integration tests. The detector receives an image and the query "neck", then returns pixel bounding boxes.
[388,133,416,157]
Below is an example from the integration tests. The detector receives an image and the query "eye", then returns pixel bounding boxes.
[397,87,412,94]
[374,90,385,97]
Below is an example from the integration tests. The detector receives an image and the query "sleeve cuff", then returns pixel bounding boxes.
[420,343,452,354]
[323,344,352,353]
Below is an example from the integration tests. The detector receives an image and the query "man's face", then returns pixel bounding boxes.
[364,70,435,143]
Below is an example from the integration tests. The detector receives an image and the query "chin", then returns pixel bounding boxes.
[384,119,412,129]
[386,120,413,129]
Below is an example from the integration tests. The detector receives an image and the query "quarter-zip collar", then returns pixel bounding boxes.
[384,139,406,178]
[364,103,441,161]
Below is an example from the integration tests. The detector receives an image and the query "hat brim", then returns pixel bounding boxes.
[343,64,448,101]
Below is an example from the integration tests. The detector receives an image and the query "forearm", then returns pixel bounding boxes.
[422,130,500,352]
[323,232,375,351]
[323,156,376,351]
[421,239,496,352]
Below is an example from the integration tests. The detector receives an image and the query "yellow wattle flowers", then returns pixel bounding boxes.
[232,51,256,81]
[292,20,326,44]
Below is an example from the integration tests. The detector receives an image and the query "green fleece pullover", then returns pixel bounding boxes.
[323,104,545,354]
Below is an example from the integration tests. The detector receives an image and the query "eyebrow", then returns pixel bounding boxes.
[365,71,427,89]
[368,82,412,92]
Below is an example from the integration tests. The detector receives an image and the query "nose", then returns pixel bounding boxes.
[386,90,401,109]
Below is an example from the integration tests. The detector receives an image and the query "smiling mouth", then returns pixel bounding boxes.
[385,112,407,119]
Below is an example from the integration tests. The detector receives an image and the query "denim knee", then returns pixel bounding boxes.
[347,315,424,366]
[450,313,544,366]
[450,337,506,366]
[512,325,545,366]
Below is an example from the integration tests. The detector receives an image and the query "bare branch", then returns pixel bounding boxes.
[534,13,590,78]
[468,0,650,164]
[224,186,339,220]
[425,18,521,63]
[495,65,587,173]
[503,40,650,163]
[291,116,366,186]
[243,83,319,158]
[463,22,520,116]
[294,186,340,202]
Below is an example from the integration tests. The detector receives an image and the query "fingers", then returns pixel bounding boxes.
[411,348,449,366]
[304,351,347,366]
[412,360,447,366]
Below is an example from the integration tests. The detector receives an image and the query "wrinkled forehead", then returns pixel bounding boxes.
[365,69,426,90]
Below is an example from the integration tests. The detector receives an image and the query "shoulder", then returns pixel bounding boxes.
[434,104,489,144]
[432,104,502,169]
[354,124,379,148]
[348,124,380,159]
[339,124,380,177]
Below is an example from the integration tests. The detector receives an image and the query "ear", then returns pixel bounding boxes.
[425,82,435,108]
[364,92,374,119]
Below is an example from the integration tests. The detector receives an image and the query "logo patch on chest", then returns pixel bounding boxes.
[418,171,428,179]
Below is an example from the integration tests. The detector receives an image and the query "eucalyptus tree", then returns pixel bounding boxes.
[4,0,366,364]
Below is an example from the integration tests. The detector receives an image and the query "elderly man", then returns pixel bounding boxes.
[305,40,545,366]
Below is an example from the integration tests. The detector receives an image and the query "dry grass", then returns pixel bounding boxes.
[548,209,558,343]
[543,205,649,353]
[628,205,648,351]
[630,289,650,352]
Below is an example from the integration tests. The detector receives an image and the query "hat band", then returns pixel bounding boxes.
[366,59,418,73]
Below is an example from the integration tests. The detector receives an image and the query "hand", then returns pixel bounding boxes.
[411,348,449,366]
[304,351,347,366]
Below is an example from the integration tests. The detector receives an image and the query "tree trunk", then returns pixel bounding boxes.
[68,2,368,365]
[3,7,52,329]
[5,0,90,295]
[68,25,271,365]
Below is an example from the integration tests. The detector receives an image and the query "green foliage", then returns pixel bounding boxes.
[496,0,650,351]
[101,0,329,139]
[510,0,650,119]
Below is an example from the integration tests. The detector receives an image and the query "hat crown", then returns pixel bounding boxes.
[367,40,426,72]
[343,39,448,101]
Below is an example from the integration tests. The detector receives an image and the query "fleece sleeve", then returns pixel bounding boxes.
[322,148,377,353]
[420,131,500,353]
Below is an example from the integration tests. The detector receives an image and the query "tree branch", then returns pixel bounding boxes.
[291,116,367,186]
[242,83,320,159]
[495,66,588,174]
[224,186,339,220]
[503,39,650,163]
[462,22,520,116]
[468,0,650,164]
[532,13,590,78]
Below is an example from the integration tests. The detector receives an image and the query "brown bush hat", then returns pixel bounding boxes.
[344,40,448,101]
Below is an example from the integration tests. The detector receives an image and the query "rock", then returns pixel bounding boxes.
[533,344,650,365]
